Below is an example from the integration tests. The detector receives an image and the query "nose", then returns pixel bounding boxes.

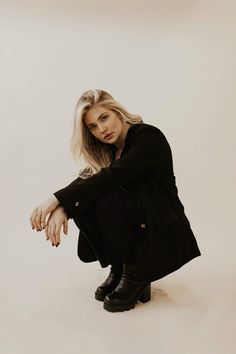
[98,124,107,135]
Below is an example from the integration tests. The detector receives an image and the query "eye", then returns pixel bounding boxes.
[102,115,108,121]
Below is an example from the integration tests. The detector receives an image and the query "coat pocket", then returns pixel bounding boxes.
[152,205,180,228]
[120,180,181,229]
[150,188,180,228]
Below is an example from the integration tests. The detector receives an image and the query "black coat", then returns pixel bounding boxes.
[54,122,201,282]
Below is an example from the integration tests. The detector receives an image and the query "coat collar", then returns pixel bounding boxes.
[111,122,144,158]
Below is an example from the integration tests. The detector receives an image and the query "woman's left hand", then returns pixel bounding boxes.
[44,206,68,246]
[30,195,60,231]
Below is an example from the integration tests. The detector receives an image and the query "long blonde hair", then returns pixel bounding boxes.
[70,89,143,178]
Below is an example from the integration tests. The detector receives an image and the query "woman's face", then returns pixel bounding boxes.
[84,104,129,149]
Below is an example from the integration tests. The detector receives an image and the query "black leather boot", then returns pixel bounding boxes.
[103,261,151,312]
[95,263,123,301]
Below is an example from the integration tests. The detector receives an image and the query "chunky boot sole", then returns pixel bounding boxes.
[103,283,151,312]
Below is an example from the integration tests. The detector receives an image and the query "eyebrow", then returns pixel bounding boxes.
[87,112,107,127]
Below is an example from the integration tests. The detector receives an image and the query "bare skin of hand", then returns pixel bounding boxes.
[44,206,68,246]
[30,195,60,231]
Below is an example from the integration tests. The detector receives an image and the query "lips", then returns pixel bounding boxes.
[105,133,112,139]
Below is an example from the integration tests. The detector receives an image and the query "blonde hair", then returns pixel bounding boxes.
[70,89,143,178]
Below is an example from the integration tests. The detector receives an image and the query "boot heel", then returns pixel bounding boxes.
[139,283,151,303]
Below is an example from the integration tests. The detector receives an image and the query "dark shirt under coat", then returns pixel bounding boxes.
[54,122,201,282]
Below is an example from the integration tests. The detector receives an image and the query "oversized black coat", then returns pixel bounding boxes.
[54,122,201,282]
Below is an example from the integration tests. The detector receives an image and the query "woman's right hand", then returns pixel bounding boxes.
[45,206,68,246]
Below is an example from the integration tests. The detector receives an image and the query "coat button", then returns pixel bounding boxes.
[75,201,80,207]
[140,223,146,228]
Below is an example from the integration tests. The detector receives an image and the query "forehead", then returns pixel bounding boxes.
[84,105,109,125]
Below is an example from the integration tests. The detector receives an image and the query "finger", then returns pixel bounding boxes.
[45,213,52,228]
[40,212,48,230]
[55,224,61,245]
[63,219,68,235]
[47,224,52,244]
[30,210,36,229]
[44,226,50,241]
[30,208,39,230]
[51,224,57,246]
[48,223,57,246]
[35,211,43,231]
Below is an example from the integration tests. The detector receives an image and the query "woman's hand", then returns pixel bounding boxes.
[44,206,68,246]
[30,195,60,231]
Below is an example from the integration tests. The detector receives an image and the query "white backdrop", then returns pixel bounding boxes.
[1,1,235,353]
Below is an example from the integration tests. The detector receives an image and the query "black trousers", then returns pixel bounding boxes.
[73,188,142,267]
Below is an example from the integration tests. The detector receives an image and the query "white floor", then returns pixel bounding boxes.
[1,234,235,354]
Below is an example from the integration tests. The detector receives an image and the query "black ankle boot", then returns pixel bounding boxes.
[95,263,123,301]
[103,261,151,312]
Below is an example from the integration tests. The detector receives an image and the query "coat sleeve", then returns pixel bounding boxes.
[53,125,172,219]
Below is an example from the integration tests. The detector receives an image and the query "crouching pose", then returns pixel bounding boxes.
[29,89,201,312]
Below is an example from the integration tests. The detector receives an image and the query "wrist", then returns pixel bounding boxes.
[50,195,60,207]
[50,205,65,217]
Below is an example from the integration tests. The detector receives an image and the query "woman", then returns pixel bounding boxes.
[29,89,201,313]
